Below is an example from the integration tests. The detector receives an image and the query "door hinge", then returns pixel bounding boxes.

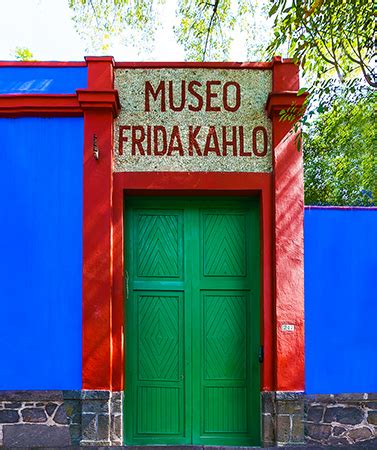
[258,345,264,363]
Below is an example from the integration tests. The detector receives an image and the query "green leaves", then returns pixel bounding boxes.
[14,47,35,61]
[267,0,375,88]
[304,89,376,206]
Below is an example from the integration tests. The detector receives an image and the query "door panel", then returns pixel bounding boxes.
[126,207,187,444]
[125,198,260,446]
[202,212,247,277]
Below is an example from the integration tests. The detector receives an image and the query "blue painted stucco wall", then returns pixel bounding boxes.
[0,64,375,394]
[0,66,87,93]
[0,117,83,389]
[304,207,377,394]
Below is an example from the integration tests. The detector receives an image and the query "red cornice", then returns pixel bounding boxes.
[265,91,307,118]
[114,61,273,69]
[0,61,86,67]
[0,94,82,117]
[85,56,115,65]
[76,89,120,117]
[0,90,121,118]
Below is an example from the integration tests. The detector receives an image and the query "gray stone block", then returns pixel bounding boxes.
[97,414,110,440]
[81,390,111,400]
[0,410,19,423]
[63,390,82,400]
[262,413,274,444]
[68,423,82,444]
[82,400,110,414]
[45,402,58,416]
[305,423,332,441]
[81,413,97,441]
[261,392,275,414]
[3,402,21,409]
[291,414,304,442]
[21,407,47,423]
[276,415,290,443]
[53,404,68,425]
[0,390,63,402]
[276,391,304,401]
[3,424,71,446]
[333,393,366,402]
[64,399,81,422]
[367,411,377,425]
[306,406,324,423]
[324,406,364,425]
[347,426,373,441]
[333,425,346,436]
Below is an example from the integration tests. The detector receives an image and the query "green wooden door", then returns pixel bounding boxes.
[125,197,260,446]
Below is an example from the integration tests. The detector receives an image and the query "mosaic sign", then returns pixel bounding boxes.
[114,68,272,172]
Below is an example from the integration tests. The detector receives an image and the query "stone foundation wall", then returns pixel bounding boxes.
[0,390,123,447]
[305,393,377,446]
[1,390,376,446]
[262,392,305,446]
[262,392,377,447]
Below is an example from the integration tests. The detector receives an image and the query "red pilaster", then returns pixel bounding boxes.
[82,56,119,390]
[267,57,305,391]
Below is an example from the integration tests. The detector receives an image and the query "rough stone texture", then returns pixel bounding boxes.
[306,406,323,423]
[2,424,71,446]
[0,390,123,447]
[276,415,291,444]
[367,411,377,425]
[0,390,375,446]
[114,68,273,173]
[0,390,63,401]
[53,404,68,425]
[0,410,19,424]
[305,423,332,441]
[262,413,274,446]
[261,392,305,446]
[323,406,364,425]
[46,402,58,416]
[305,392,377,446]
[21,407,47,423]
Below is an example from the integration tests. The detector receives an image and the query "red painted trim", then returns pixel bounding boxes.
[82,57,117,390]
[85,56,115,64]
[0,61,86,67]
[115,61,273,69]
[0,94,82,117]
[266,91,307,118]
[77,89,120,117]
[0,91,120,119]
[270,58,305,392]
[305,205,377,210]
[112,171,274,391]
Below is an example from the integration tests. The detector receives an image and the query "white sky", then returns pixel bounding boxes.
[0,0,253,62]
[0,0,183,61]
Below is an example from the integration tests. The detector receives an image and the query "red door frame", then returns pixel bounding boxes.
[0,57,305,393]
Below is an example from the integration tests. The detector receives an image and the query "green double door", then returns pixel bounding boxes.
[125,197,260,446]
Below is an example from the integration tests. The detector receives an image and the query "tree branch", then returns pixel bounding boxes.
[202,0,219,61]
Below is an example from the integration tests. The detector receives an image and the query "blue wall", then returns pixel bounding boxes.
[0,67,87,94]
[304,207,377,394]
[0,118,83,389]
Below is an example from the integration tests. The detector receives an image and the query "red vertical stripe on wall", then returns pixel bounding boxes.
[82,57,116,390]
[269,57,305,391]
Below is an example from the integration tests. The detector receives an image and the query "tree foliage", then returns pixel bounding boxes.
[68,0,162,53]
[304,90,376,206]
[14,47,35,61]
[267,0,375,88]
[175,0,270,61]
[67,0,375,206]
